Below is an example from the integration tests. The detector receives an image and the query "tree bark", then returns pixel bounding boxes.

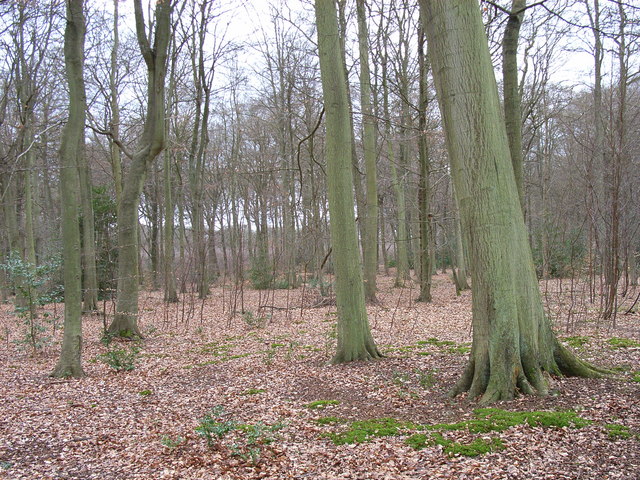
[315,0,381,363]
[52,0,86,378]
[109,0,171,338]
[356,0,379,302]
[421,0,603,403]
[416,18,433,302]
[502,0,526,210]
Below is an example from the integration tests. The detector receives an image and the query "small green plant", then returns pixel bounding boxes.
[562,336,591,348]
[604,424,634,441]
[241,388,266,396]
[160,435,185,448]
[196,406,237,447]
[305,399,340,409]
[0,254,62,351]
[233,422,285,463]
[249,255,273,290]
[607,337,640,349]
[139,389,153,396]
[416,369,437,389]
[99,345,140,372]
[242,311,268,329]
[0,461,12,470]
[632,371,640,383]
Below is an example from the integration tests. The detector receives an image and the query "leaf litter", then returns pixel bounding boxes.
[0,274,638,479]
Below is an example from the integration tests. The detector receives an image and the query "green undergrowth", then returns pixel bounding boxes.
[241,388,266,396]
[607,337,640,349]
[384,338,471,357]
[604,423,638,441]
[305,400,340,409]
[195,406,285,464]
[562,336,591,349]
[319,408,593,457]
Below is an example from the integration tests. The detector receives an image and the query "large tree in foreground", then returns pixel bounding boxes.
[52,0,85,378]
[315,0,381,363]
[108,0,171,338]
[420,0,603,403]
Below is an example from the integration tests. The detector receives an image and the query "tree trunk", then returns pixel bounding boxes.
[502,0,526,210]
[416,18,433,302]
[421,0,603,404]
[109,0,171,338]
[356,0,379,302]
[52,0,86,378]
[315,0,381,364]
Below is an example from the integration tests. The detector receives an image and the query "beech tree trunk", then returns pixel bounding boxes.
[52,0,85,378]
[315,0,381,364]
[421,0,603,403]
[109,0,171,338]
[502,0,526,210]
[356,0,379,302]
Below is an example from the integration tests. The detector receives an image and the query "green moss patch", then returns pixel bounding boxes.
[326,418,415,445]
[406,432,504,456]
[241,388,266,396]
[427,408,591,434]
[305,400,340,409]
[607,337,640,349]
[315,416,345,425]
[605,424,637,441]
[562,336,591,348]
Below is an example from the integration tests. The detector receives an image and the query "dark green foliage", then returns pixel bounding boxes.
[196,406,236,447]
[195,406,284,463]
[532,227,586,278]
[0,254,62,350]
[91,186,117,299]
[138,389,153,396]
[249,254,273,290]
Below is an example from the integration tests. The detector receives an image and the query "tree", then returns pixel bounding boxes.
[356,0,379,302]
[502,0,526,210]
[108,0,171,338]
[315,0,381,363]
[52,0,85,378]
[420,0,603,403]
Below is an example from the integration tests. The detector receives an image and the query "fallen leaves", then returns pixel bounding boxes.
[0,274,638,479]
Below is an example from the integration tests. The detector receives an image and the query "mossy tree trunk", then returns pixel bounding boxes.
[502,0,526,211]
[315,0,381,364]
[108,0,171,338]
[420,0,603,403]
[416,18,433,302]
[356,0,379,302]
[52,0,86,378]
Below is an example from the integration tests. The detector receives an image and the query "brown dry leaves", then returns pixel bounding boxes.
[0,274,638,479]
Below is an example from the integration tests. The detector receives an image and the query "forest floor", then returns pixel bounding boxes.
[0,273,639,480]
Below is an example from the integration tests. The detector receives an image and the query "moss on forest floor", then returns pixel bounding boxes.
[318,408,595,457]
